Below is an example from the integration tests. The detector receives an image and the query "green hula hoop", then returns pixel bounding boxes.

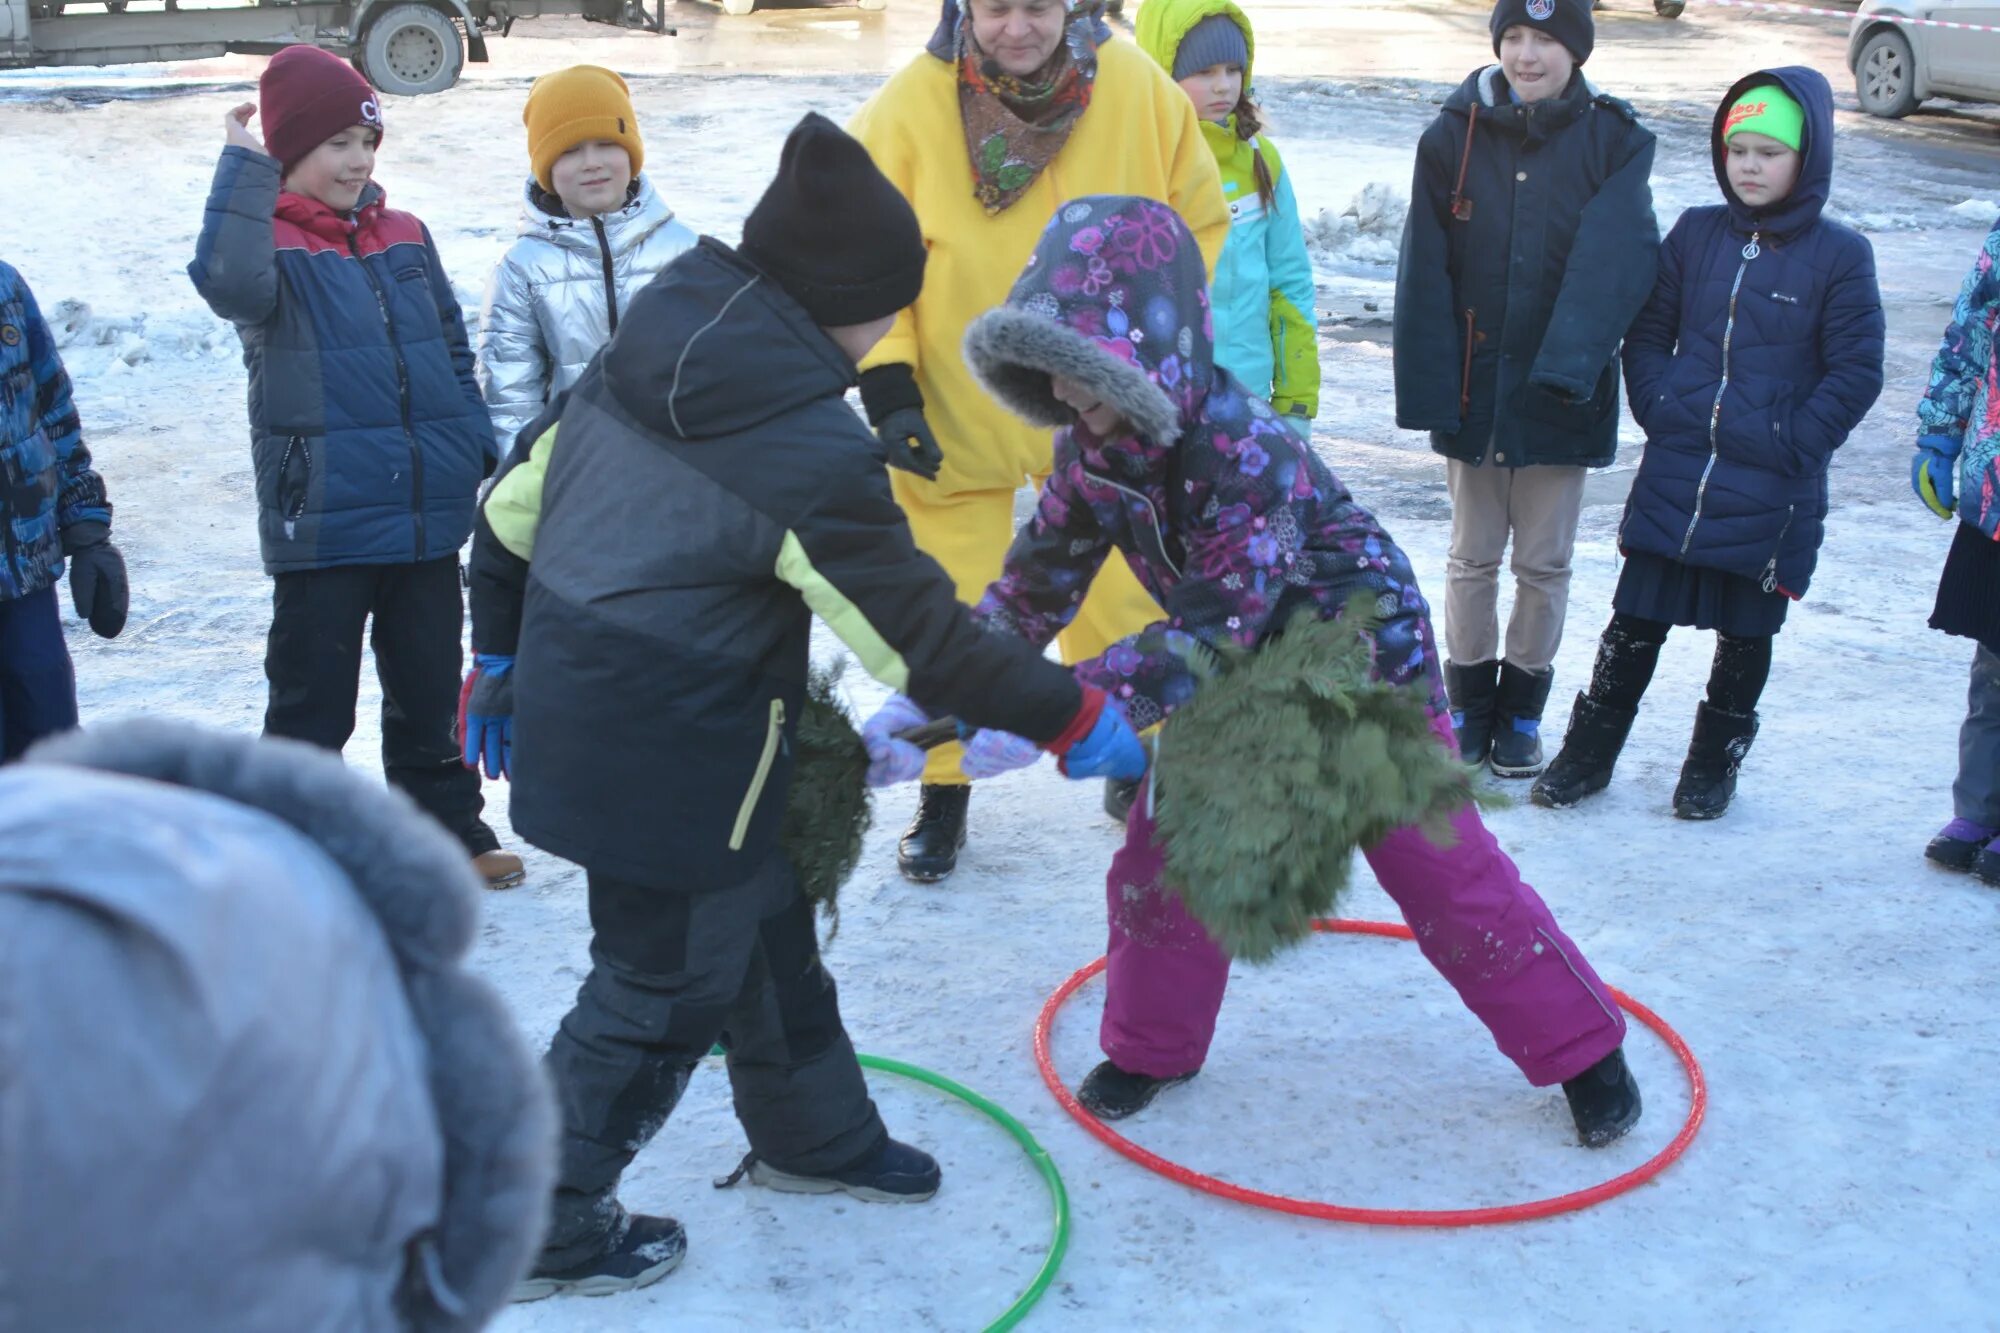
[856,1054,1071,1333]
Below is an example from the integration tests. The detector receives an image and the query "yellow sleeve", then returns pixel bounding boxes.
[849,83,924,375]
[483,423,558,560]
[1162,87,1231,280]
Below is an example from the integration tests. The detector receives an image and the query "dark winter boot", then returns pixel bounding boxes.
[1972,836,2000,888]
[1076,1060,1197,1120]
[512,1210,687,1302]
[1104,776,1142,824]
[1531,694,1638,809]
[718,1134,941,1203]
[898,783,969,882]
[1563,1047,1642,1148]
[1443,659,1501,765]
[1490,662,1555,778]
[1671,702,1759,820]
[1925,819,1995,872]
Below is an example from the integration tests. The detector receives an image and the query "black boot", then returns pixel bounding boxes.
[1443,659,1501,765]
[512,1209,687,1302]
[898,783,970,882]
[1490,662,1555,778]
[1563,1047,1642,1148]
[1104,777,1141,824]
[1531,693,1638,808]
[1076,1059,1197,1120]
[718,1133,941,1204]
[1672,702,1758,820]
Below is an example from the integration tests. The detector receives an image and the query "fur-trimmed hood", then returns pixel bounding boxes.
[964,194,1215,459]
[0,720,553,1331]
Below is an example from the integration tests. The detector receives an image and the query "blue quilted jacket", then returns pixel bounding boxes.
[188,148,494,575]
[0,261,110,603]
[1619,68,1885,598]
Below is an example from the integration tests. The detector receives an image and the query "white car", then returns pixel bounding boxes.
[1849,0,2000,118]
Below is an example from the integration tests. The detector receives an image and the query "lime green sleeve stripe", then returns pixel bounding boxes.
[775,530,912,692]
[484,423,558,561]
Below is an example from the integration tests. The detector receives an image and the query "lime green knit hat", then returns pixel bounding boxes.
[1723,85,1804,151]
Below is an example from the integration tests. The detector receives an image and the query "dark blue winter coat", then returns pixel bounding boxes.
[188,148,494,575]
[1619,68,1885,598]
[0,261,110,603]
[1394,66,1660,469]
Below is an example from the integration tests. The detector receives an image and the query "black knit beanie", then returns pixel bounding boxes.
[1489,0,1594,63]
[738,112,927,328]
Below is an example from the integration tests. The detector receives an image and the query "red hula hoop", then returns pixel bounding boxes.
[1032,918,1706,1227]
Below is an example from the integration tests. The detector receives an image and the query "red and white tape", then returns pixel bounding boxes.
[1691,0,2000,34]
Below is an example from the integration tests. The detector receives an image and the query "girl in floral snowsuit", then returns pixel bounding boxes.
[1915,216,2000,882]
[958,194,1639,1145]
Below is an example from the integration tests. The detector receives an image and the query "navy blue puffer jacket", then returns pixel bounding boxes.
[188,148,494,575]
[1619,68,1885,598]
[1394,66,1660,469]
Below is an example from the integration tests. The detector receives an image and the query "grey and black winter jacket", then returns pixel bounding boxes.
[1393,66,1660,469]
[468,238,1084,888]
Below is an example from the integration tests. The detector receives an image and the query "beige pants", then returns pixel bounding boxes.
[1443,458,1588,672]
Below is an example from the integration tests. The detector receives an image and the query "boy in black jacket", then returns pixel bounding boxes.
[1393,0,1660,778]
[464,114,1144,1300]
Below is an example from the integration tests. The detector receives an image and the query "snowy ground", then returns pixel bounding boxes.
[3,2,1997,1328]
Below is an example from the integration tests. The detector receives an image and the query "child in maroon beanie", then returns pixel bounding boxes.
[188,46,523,888]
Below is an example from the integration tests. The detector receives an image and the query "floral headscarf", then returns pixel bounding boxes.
[930,1,1106,214]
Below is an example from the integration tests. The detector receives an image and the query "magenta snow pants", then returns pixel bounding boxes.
[1099,716,1626,1087]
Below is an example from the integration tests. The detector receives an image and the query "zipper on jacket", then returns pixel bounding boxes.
[1760,503,1796,594]
[1085,469,1182,580]
[1459,308,1481,419]
[591,217,620,335]
[348,233,427,561]
[279,434,312,519]
[729,698,786,852]
[1679,230,1761,559]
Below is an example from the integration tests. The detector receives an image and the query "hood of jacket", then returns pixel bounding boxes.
[1134,0,1255,86]
[1,720,554,1332]
[1711,65,1834,239]
[275,179,388,242]
[601,236,859,441]
[964,193,1214,467]
[516,173,676,256]
[1443,64,1596,142]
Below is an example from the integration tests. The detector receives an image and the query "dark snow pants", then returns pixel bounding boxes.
[0,586,77,761]
[539,855,884,1266]
[1953,645,2000,828]
[263,557,495,854]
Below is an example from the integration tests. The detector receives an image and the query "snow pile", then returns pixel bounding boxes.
[47,299,236,371]
[1305,182,1407,273]
[1949,198,2000,227]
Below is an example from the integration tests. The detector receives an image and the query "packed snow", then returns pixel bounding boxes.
[0,5,1995,1328]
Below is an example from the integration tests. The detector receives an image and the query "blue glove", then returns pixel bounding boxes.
[1055,690,1148,782]
[458,653,514,780]
[860,693,930,788]
[1913,435,1960,520]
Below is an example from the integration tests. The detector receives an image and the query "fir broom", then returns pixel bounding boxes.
[1150,596,1489,962]
[779,660,874,937]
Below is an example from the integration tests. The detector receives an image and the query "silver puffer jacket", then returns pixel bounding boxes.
[476,174,697,452]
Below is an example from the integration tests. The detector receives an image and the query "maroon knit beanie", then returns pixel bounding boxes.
[260,45,384,171]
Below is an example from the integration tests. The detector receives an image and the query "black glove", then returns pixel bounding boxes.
[858,363,944,482]
[62,520,128,640]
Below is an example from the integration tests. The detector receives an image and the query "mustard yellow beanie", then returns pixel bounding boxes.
[524,65,643,192]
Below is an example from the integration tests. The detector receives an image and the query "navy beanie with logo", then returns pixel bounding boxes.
[1489,0,1595,63]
